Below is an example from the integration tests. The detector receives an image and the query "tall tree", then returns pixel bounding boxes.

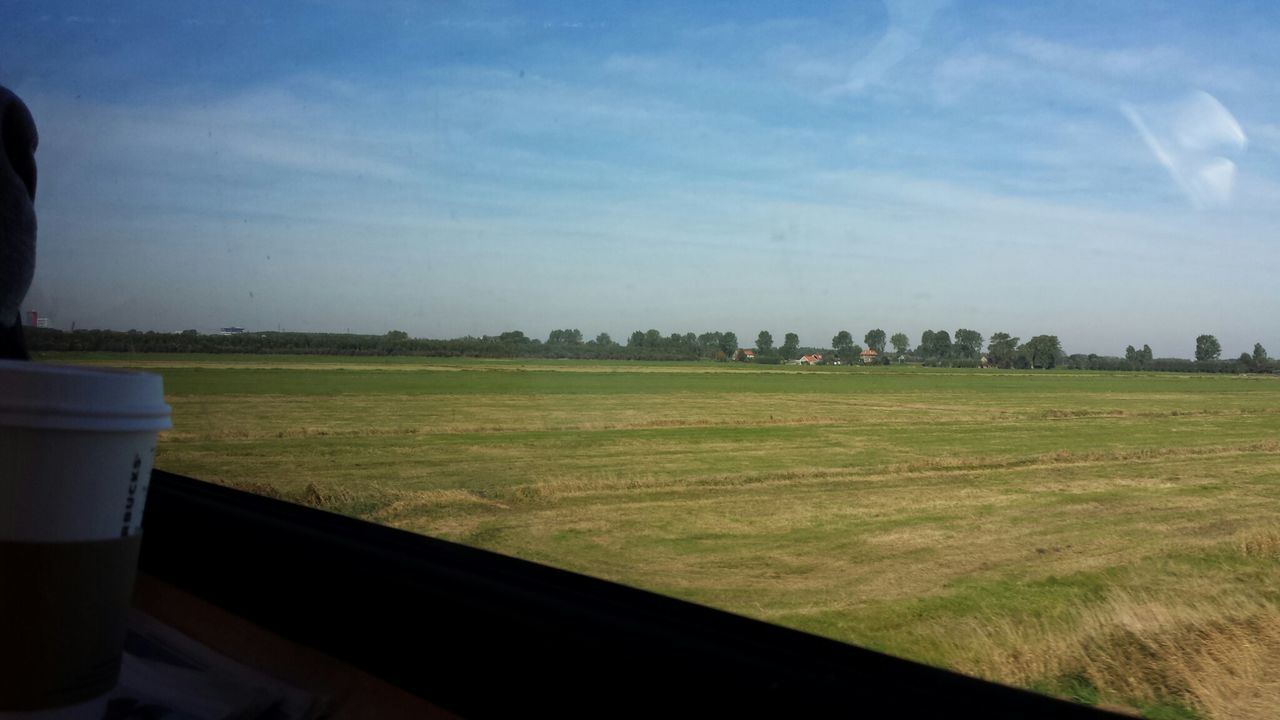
[780,333,800,360]
[548,328,582,345]
[1124,344,1151,367]
[987,332,1019,368]
[864,329,887,354]
[756,330,774,354]
[890,332,910,358]
[832,331,854,360]
[1195,334,1221,362]
[920,330,936,356]
[595,332,613,347]
[953,328,983,359]
[628,330,645,347]
[720,331,738,358]
[1254,342,1268,367]
[698,331,721,348]
[926,330,952,358]
[1019,335,1062,369]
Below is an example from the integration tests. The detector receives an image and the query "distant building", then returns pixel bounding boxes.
[35,317,49,329]
[219,327,247,335]
[734,349,756,361]
[860,349,879,365]
[799,353,824,365]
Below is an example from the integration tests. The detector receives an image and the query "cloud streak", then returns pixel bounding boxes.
[1122,91,1248,208]
[826,0,948,97]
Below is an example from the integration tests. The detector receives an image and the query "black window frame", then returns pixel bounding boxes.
[140,469,1125,718]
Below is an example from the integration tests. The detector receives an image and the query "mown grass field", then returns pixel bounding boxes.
[49,354,1280,718]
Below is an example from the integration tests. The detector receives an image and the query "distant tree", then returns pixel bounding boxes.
[756,331,774,355]
[987,332,1020,368]
[644,329,662,347]
[864,329,886,354]
[1195,334,1221,362]
[832,331,855,361]
[181,328,198,336]
[628,330,645,347]
[547,328,583,345]
[379,329,411,354]
[1123,344,1152,368]
[498,330,529,345]
[1019,335,1062,369]
[890,332,910,358]
[1239,352,1255,370]
[919,330,936,356]
[780,332,800,360]
[696,331,723,358]
[926,330,952,359]
[720,331,739,358]
[953,329,983,359]
[1253,343,1268,368]
[595,332,613,347]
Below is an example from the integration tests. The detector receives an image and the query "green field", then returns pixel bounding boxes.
[51,354,1280,718]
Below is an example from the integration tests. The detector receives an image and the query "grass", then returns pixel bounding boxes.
[44,353,1280,719]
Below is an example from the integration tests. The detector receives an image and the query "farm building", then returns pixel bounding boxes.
[799,353,824,365]
[860,349,879,364]
[734,349,756,361]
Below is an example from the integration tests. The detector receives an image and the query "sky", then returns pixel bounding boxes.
[3,0,1280,357]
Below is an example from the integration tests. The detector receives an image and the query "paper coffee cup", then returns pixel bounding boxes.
[0,360,171,717]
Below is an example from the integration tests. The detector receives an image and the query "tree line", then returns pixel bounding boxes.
[22,326,1274,373]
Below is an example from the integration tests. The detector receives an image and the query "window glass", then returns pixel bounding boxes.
[6,3,1280,716]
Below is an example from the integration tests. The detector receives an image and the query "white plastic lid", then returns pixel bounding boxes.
[0,360,172,432]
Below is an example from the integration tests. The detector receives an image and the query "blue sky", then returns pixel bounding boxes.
[3,1,1280,356]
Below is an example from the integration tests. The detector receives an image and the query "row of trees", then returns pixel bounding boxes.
[23,326,1274,373]
[814,327,1058,369]
[23,327,740,361]
[753,331,801,360]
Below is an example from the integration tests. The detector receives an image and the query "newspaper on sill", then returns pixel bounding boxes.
[105,609,327,720]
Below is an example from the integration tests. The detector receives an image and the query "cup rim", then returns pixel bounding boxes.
[0,360,172,431]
